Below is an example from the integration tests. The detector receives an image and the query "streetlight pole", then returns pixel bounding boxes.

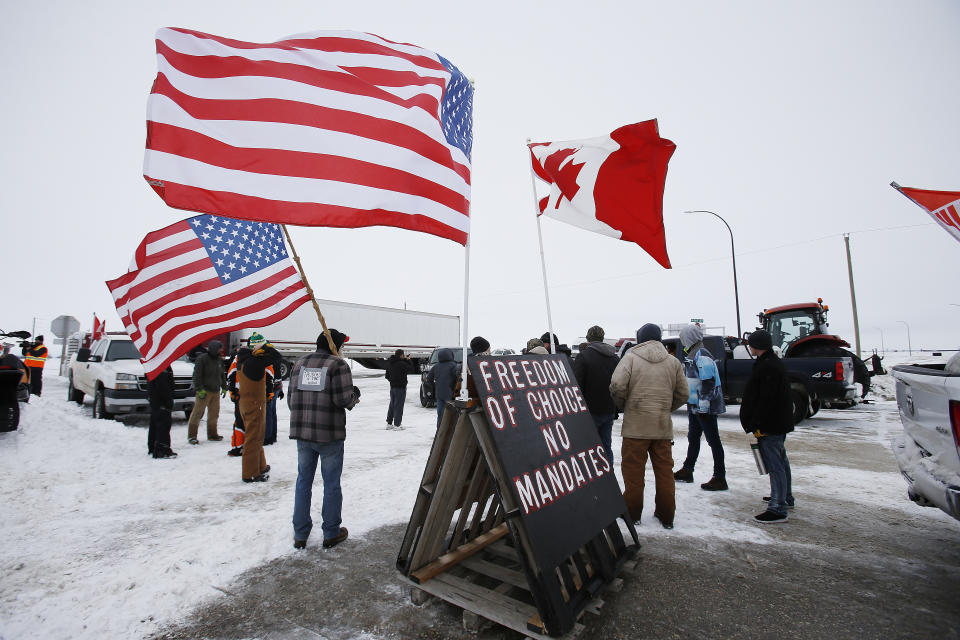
[897,320,912,356]
[685,210,741,339]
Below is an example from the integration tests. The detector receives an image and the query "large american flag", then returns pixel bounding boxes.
[144,28,473,244]
[106,214,311,379]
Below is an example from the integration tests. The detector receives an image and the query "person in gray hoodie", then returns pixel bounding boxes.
[610,323,688,528]
[425,348,459,426]
[673,324,728,491]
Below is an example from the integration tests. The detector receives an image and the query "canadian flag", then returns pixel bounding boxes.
[529,120,676,268]
[892,183,960,245]
[92,314,105,341]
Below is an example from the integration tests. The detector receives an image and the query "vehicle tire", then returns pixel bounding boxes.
[420,385,430,407]
[184,406,193,420]
[67,375,84,405]
[92,387,113,420]
[790,390,808,425]
[278,359,292,381]
[808,392,821,417]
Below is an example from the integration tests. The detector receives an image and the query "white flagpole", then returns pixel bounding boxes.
[527,139,557,354]
[457,80,476,402]
[457,231,471,401]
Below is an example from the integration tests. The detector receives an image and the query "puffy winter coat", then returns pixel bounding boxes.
[609,340,689,440]
[681,342,726,415]
[739,349,794,435]
[426,348,459,403]
[573,341,619,415]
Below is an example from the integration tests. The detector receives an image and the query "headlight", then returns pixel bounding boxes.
[116,373,138,389]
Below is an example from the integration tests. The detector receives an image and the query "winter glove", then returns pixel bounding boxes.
[345,385,361,410]
[229,391,239,402]
[698,398,710,413]
[753,430,765,438]
[277,388,284,400]
[197,389,207,399]
[221,388,227,398]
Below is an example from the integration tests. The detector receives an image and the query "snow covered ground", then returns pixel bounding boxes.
[0,354,956,639]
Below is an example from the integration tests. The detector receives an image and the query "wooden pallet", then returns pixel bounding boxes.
[397,402,639,637]
[406,538,640,638]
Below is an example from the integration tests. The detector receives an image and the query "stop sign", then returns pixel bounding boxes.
[51,315,80,338]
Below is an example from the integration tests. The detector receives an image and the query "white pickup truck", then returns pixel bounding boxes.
[891,354,960,521]
[67,334,195,419]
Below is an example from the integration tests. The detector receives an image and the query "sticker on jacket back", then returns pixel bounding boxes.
[299,367,328,391]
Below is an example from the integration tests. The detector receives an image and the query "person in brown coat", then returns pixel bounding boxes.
[609,323,688,529]
[238,333,278,483]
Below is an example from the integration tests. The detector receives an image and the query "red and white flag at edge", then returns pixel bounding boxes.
[106,214,311,380]
[92,314,105,341]
[143,28,473,244]
[528,120,675,269]
[893,183,960,245]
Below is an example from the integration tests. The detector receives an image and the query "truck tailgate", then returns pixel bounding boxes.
[893,367,960,477]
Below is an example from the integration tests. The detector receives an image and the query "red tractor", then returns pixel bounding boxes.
[758,298,870,398]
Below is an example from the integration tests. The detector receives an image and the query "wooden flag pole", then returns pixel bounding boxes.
[527,139,558,355]
[281,224,340,357]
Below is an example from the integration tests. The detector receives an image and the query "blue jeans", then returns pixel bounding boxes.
[436,399,448,427]
[293,439,344,541]
[264,397,278,444]
[592,413,616,468]
[386,387,406,426]
[682,411,725,478]
[758,434,792,515]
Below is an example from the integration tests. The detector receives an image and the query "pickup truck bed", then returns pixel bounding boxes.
[891,362,960,521]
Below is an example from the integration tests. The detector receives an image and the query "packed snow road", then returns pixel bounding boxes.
[1,367,958,639]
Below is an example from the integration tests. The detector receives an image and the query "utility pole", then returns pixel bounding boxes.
[843,234,861,359]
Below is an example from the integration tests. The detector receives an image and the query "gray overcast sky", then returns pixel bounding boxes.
[2,1,957,353]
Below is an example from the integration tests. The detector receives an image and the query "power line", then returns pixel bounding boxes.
[475,221,936,298]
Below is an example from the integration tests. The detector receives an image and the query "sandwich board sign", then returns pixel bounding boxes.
[468,354,631,575]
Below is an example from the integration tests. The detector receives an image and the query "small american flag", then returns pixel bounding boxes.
[144,28,473,244]
[106,214,311,379]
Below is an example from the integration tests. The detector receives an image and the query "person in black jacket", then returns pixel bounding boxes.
[385,349,415,430]
[147,366,177,459]
[573,325,620,466]
[740,330,795,523]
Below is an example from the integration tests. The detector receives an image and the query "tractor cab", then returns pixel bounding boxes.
[758,298,849,357]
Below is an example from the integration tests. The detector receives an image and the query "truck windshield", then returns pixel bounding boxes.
[105,340,143,361]
[768,311,819,353]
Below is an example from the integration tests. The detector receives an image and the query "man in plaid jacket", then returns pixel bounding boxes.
[288,329,359,550]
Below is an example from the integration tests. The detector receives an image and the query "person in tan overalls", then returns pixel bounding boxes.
[238,333,278,483]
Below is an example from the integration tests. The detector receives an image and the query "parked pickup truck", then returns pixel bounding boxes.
[67,334,195,419]
[663,335,858,424]
[891,356,960,521]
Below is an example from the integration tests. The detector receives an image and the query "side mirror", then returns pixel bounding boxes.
[76,348,91,363]
[89,355,103,363]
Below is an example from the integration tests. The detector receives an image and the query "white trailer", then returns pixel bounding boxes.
[229,298,460,372]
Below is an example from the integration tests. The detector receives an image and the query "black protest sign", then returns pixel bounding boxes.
[469,354,628,572]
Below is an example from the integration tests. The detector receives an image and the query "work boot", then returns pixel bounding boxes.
[293,538,307,550]
[701,477,729,491]
[673,468,694,483]
[322,527,349,549]
[208,434,224,441]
